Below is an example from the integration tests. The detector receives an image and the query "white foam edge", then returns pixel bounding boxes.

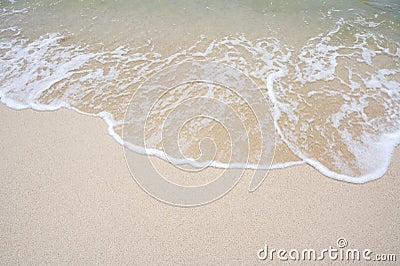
[3,79,398,184]
[2,64,398,184]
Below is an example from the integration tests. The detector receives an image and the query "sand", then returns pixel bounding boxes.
[0,103,399,265]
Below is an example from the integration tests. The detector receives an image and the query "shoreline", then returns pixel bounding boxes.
[0,103,399,264]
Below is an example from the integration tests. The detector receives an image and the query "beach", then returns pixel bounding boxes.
[1,0,399,264]
[1,103,399,264]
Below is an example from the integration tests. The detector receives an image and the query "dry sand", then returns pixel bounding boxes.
[0,103,399,265]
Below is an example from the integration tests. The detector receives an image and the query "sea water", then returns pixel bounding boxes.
[0,0,399,183]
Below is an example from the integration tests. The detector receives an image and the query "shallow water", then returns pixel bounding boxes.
[0,0,399,183]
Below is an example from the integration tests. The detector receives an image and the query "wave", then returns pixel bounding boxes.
[0,12,399,183]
